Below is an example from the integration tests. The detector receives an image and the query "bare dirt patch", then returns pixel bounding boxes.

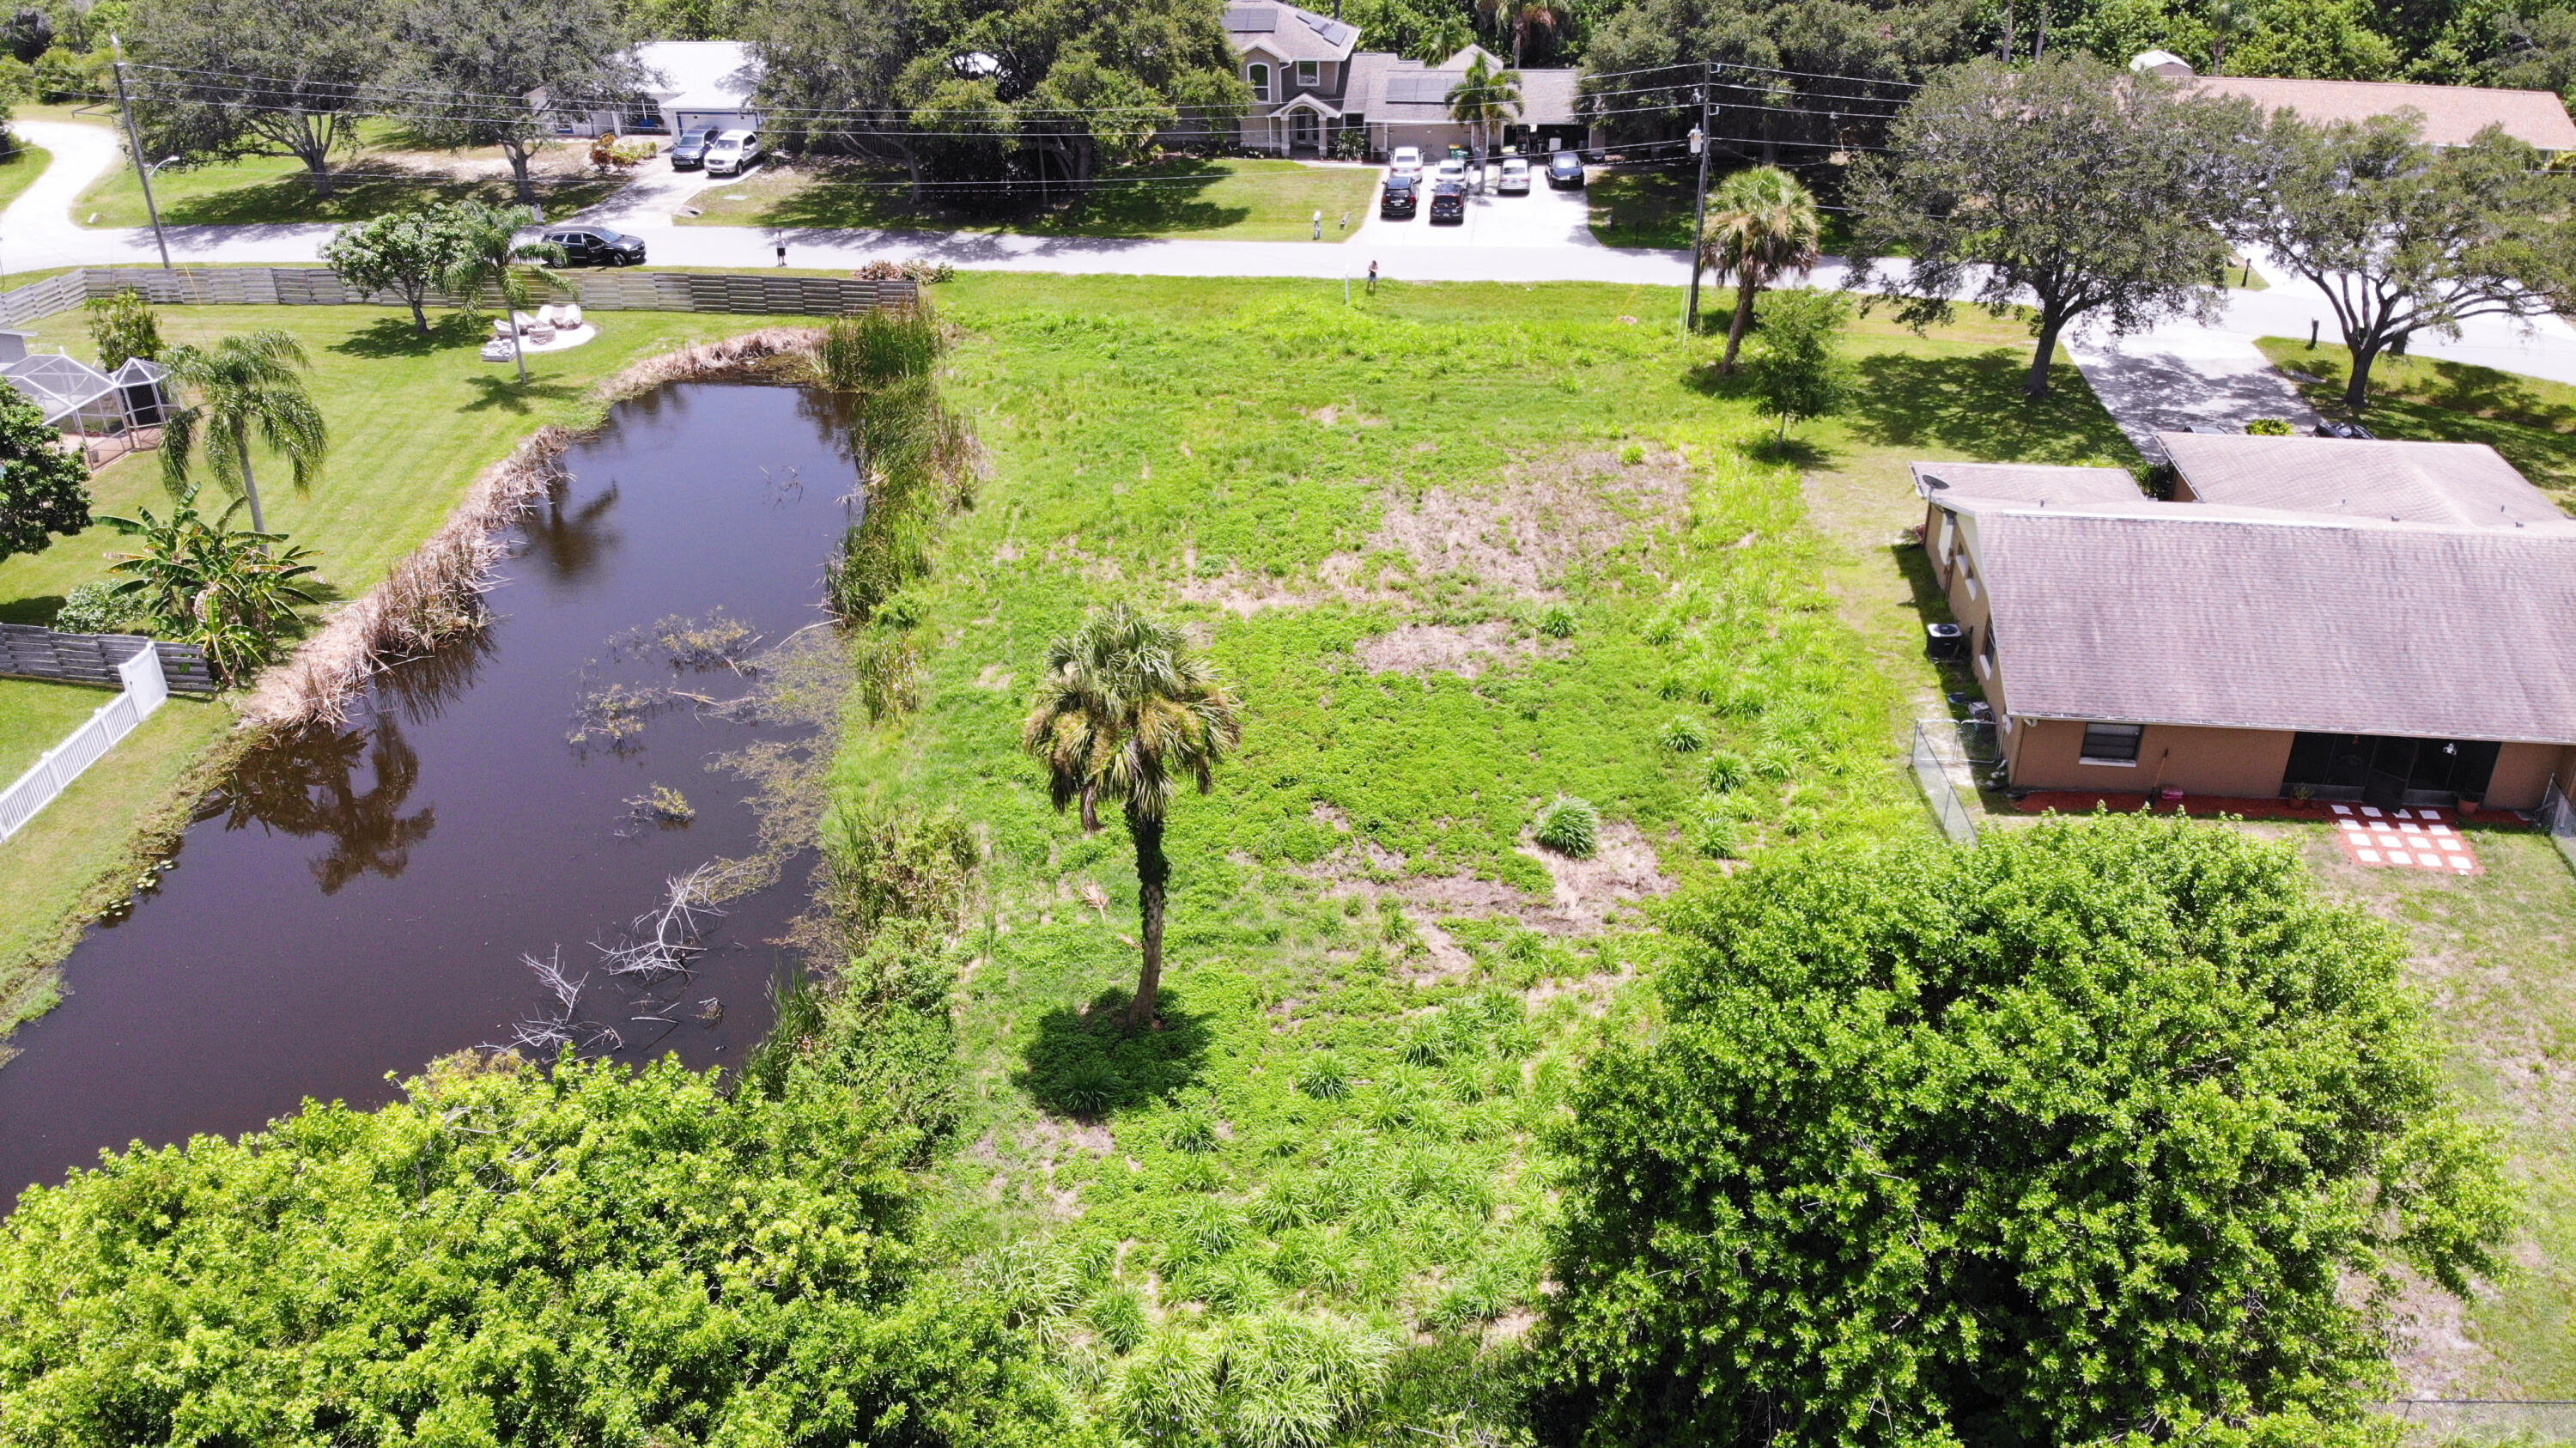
[1354,620,1540,678]
[1297,820,1674,937]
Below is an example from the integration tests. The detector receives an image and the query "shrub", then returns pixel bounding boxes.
[1692,810,1741,860]
[83,289,161,369]
[1538,603,1578,639]
[1090,1285,1151,1354]
[1619,441,1647,465]
[2246,417,2296,435]
[1165,1106,1221,1153]
[1534,795,1600,859]
[1541,816,2512,1448]
[50,580,137,635]
[1659,715,1708,752]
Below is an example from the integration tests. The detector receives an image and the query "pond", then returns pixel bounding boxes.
[0,383,860,1204]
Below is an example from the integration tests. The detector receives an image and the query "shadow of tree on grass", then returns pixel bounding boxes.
[330,313,489,360]
[1844,349,2136,465]
[1017,986,1213,1120]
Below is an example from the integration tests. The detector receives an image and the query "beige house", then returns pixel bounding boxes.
[1917,438,2576,810]
[1221,4,1594,157]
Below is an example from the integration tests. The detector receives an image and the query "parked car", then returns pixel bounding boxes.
[1547,150,1585,188]
[667,125,723,170]
[1433,157,1469,190]
[1497,156,1530,194]
[542,226,647,266]
[1388,145,1424,178]
[1380,173,1419,218]
[1429,179,1467,224]
[2316,419,2377,440]
[703,129,762,176]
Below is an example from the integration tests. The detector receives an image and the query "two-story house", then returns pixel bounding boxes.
[1221,3,1594,158]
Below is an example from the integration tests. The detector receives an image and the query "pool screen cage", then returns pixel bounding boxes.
[3,353,173,468]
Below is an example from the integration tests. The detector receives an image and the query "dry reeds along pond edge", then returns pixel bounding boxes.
[240,326,829,731]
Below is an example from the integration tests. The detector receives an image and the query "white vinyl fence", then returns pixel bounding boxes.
[0,647,171,843]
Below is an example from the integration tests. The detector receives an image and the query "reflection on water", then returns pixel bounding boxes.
[0,383,859,1205]
[195,716,435,895]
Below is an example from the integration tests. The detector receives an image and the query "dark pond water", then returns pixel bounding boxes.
[0,383,861,1205]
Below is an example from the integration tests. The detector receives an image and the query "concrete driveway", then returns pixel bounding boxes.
[1352,165,1598,253]
[2067,325,2324,461]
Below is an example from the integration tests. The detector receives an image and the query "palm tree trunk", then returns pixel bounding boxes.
[236,435,266,533]
[511,324,529,386]
[1722,274,1758,372]
[1125,807,1170,1031]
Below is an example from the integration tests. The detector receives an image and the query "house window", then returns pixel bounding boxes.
[1249,63,1271,101]
[1974,622,1997,679]
[1298,60,1319,88]
[2080,722,2144,766]
[1933,508,1954,565]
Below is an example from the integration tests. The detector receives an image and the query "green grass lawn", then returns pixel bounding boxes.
[76,129,621,228]
[683,156,1380,242]
[1586,163,1866,253]
[0,300,813,1026]
[0,678,103,783]
[811,274,2141,1431]
[0,142,51,216]
[2257,338,2576,503]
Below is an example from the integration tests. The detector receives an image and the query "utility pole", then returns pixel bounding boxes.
[109,39,173,271]
[1681,66,1713,339]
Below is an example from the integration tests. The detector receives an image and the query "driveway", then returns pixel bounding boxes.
[2066,325,2324,461]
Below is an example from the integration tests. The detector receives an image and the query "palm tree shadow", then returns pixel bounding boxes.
[460,374,586,414]
[1016,986,1213,1119]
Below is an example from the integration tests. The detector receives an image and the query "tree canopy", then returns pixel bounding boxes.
[2237,113,2576,411]
[1539,813,2511,1448]
[319,204,482,333]
[1850,55,2256,396]
[392,0,647,204]
[125,0,392,192]
[0,386,88,568]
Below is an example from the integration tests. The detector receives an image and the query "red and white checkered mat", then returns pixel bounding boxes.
[2328,803,2482,875]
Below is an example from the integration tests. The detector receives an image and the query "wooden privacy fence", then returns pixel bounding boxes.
[0,266,919,327]
[0,644,173,843]
[0,624,216,694]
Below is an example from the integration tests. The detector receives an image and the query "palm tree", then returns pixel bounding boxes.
[1445,52,1523,172]
[1477,0,1568,67]
[161,331,329,535]
[1699,166,1824,373]
[442,201,568,386]
[1023,605,1242,1031]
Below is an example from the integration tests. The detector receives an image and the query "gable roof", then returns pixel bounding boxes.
[1355,56,1585,125]
[2160,433,2574,529]
[1971,507,2576,743]
[2185,75,2576,149]
[1913,461,2145,508]
[1223,3,1358,62]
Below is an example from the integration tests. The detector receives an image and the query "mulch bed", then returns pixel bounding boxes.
[2008,790,2535,830]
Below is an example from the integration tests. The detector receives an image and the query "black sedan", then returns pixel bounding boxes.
[667,125,723,169]
[1380,173,1419,219]
[1547,149,1585,189]
[542,226,647,266]
[1428,179,1467,224]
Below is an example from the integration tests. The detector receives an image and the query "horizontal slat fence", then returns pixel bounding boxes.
[0,647,173,843]
[0,624,215,694]
[0,267,916,326]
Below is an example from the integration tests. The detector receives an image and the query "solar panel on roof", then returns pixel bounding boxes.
[1298,10,1354,44]
[1384,73,1460,103]
[1224,4,1277,29]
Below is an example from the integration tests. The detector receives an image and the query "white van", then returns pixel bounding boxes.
[704,129,763,176]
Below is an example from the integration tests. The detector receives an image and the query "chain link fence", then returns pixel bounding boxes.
[2537,781,2576,877]
[1911,719,1995,845]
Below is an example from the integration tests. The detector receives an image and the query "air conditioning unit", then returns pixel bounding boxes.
[1924,622,1968,660]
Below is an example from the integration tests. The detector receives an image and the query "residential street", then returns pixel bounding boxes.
[11,117,2576,420]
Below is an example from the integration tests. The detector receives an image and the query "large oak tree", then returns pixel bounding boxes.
[125,0,392,195]
[1850,54,2257,396]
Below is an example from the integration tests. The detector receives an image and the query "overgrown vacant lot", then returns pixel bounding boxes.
[0,300,807,1025]
[821,275,2143,1420]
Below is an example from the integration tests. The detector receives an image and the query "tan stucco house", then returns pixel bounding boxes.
[1221,3,1593,157]
[1917,436,2576,810]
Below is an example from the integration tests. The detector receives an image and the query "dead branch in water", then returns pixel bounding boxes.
[597,861,743,983]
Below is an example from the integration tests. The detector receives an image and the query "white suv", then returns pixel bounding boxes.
[1388,145,1423,178]
[704,129,763,176]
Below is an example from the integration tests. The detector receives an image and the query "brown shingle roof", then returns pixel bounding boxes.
[2186,76,2576,149]
[1971,507,2576,743]
[2160,433,2575,529]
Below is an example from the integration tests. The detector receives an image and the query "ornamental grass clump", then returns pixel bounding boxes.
[1534,794,1600,859]
[819,298,945,391]
[1660,715,1709,752]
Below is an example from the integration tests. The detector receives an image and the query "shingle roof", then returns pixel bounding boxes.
[1355,57,1584,124]
[2161,433,2574,529]
[1970,506,2576,743]
[1224,3,1358,62]
[2187,76,2576,149]
[1913,461,2145,508]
